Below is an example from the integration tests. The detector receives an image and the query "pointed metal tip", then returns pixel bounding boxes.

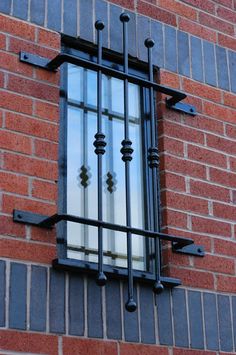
[120,13,130,22]
[125,298,137,312]
[145,38,155,48]
[96,272,107,286]
[95,20,105,30]
[153,281,164,294]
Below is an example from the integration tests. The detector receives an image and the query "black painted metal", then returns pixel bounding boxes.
[145,38,164,295]
[94,20,107,287]
[172,243,205,257]
[19,51,196,115]
[120,12,136,313]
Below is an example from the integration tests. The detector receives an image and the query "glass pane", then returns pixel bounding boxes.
[68,64,83,102]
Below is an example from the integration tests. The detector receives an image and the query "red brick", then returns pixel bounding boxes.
[0,90,33,115]
[179,18,217,43]
[188,144,227,168]
[2,194,56,215]
[199,11,234,36]
[173,349,216,355]
[5,112,58,141]
[34,139,58,160]
[63,337,117,355]
[183,78,221,103]
[226,124,236,139]
[217,275,236,293]
[190,180,230,202]
[207,134,236,156]
[0,171,28,195]
[167,266,214,289]
[160,172,186,191]
[184,94,203,113]
[35,67,60,85]
[210,167,236,188]
[0,14,35,41]
[218,33,236,51]
[163,247,190,267]
[106,0,135,9]
[34,100,59,122]
[214,239,236,258]
[32,179,57,201]
[158,0,197,20]
[160,121,205,144]
[0,51,33,77]
[0,71,4,88]
[192,216,232,237]
[160,70,180,89]
[230,157,236,172]
[162,209,188,228]
[195,254,235,275]
[137,1,177,26]
[213,201,236,221]
[162,155,206,179]
[0,330,58,355]
[0,215,26,238]
[0,237,56,264]
[0,33,6,49]
[37,28,61,50]
[163,191,209,214]
[183,115,224,135]
[4,152,58,180]
[8,36,58,59]
[214,0,234,8]
[223,92,236,109]
[0,130,32,155]
[203,101,235,124]
[180,0,216,14]
[30,226,56,244]
[217,5,236,23]
[7,74,59,103]
[119,343,168,355]
[159,136,184,157]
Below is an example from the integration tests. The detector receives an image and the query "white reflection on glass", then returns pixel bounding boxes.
[66,64,145,270]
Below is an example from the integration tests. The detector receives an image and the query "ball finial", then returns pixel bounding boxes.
[96,272,107,286]
[95,20,105,30]
[125,298,137,312]
[145,38,155,48]
[120,13,130,22]
[153,281,164,294]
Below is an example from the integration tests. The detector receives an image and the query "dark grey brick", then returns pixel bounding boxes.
[188,291,204,349]
[87,277,103,338]
[123,282,139,342]
[203,41,217,87]
[30,266,47,332]
[127,11,137,58]
[106,280,122,340]
[151,20,164,68]
[30,0,45,26]
[79,0,93,42]
[0,261,5,327]
[172,288,188,347]
[139,284,155,344]
[0,0,11,14]
[203,293,219,351]
[156,288,173,346]
[109,4,122,53]
[13,0,28,20]
[229,50,236,93]
[47,0,61,32]
[164,25,177,73]
[177,30,190,77]
[191,36,203,82]
[232,297,236,348]
[63,0,77,37]
[95,0,108,49]
[9,263,27,330]
[49,269,65,333]
[216,46,229,90]
[69,274,84,336]
[218,295,233,352]
[137,15,150,62]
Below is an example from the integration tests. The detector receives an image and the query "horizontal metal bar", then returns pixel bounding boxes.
[19,51,186,102]
[13,210,194,247]
[53,258,182,287]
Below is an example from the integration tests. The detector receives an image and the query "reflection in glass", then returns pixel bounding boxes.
[66,64,146,270]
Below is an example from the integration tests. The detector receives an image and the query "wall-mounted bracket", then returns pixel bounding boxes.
[172,242,205,257]
[19,51,197,116]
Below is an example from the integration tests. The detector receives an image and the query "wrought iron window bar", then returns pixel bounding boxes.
[14,13,203,312]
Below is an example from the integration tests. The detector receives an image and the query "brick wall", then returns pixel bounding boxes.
[0,0,236,354]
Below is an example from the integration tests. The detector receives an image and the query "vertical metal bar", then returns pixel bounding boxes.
[145,38,164,295]
[94,20,107,286]
[120,13,136,312]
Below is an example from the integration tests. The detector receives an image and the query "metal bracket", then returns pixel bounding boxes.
[19,51,56,71]
[166,99,197,116]
[172,242,205,257]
